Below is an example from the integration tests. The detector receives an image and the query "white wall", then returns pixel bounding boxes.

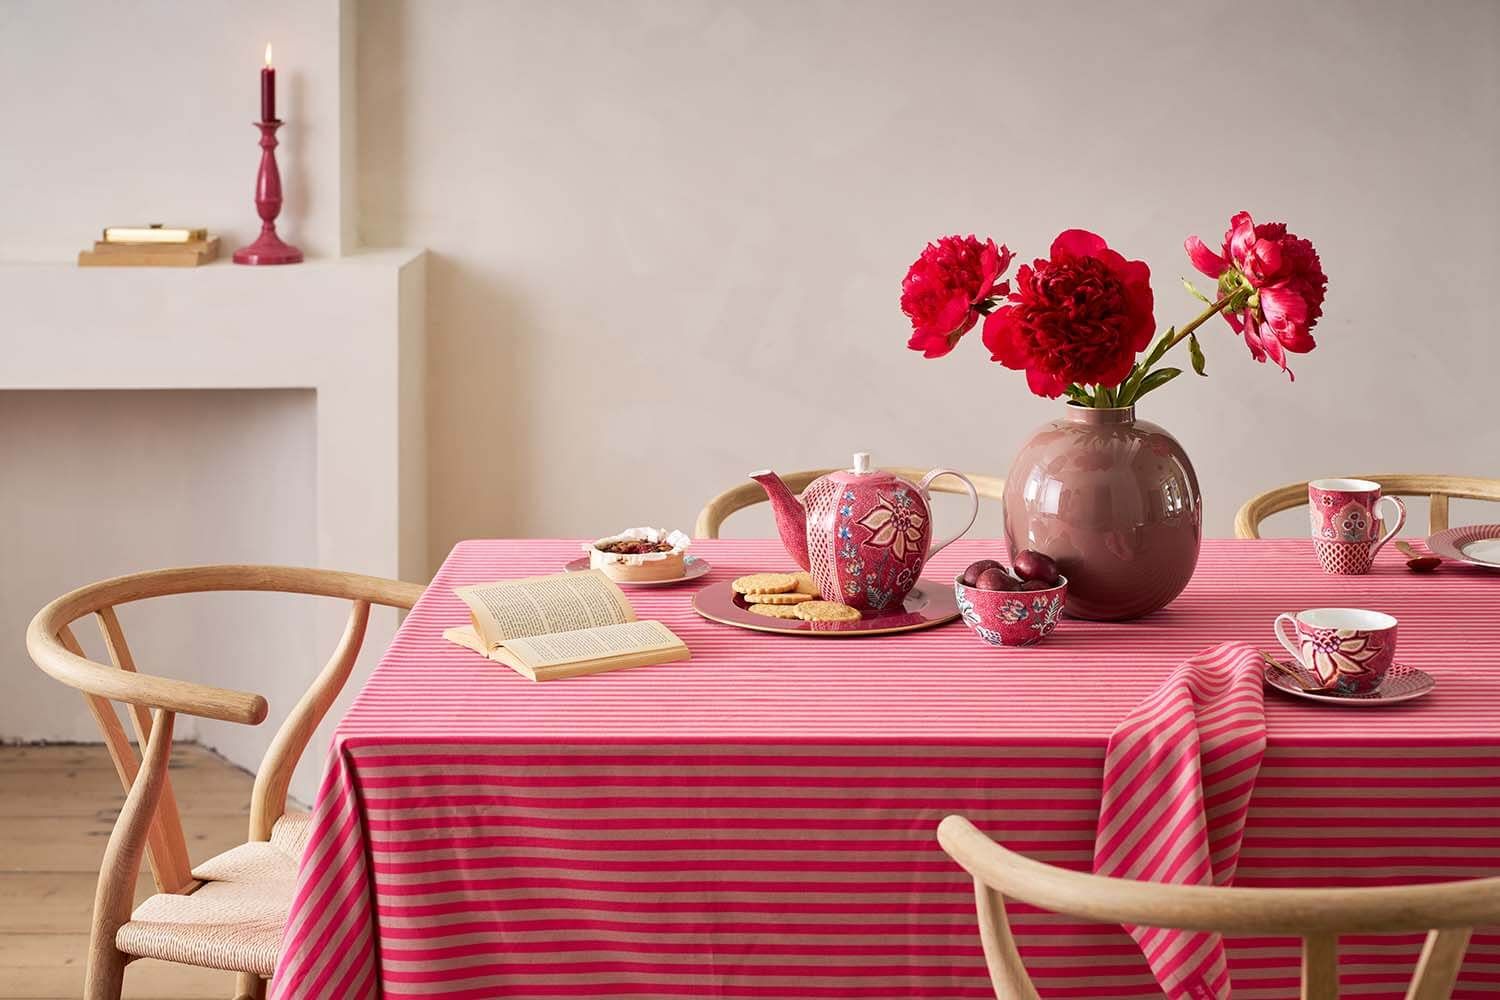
[0,0,351,259]
[359,0,1500,562]
[3,2,1497,765]
[0,391,317,749]
[0,3,417,810]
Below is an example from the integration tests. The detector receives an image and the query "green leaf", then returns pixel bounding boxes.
[1141,327,1176,371]
[1133,367,1183,401]
[1188,333,1207,376]
[1120,330,1168,405]
[1063,383,1094,407]
[1181,277,1212,304]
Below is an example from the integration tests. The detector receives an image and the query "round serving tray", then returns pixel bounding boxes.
[691,579,959,637]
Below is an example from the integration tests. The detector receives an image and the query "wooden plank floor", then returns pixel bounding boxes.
[0,743,259,999]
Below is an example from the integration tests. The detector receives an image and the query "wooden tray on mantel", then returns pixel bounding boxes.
[691,579,959,637]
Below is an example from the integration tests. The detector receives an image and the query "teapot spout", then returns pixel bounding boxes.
[749,470,810,571]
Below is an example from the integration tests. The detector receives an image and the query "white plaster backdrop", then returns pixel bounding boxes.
[3,0,1499,759]
[0,1,417,807]
[1,0,352,260]
[359,0,1499,563]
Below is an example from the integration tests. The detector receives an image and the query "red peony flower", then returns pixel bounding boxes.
[1186,211,1327,379]
[902,235,1014,358]
[980,230,1155,398]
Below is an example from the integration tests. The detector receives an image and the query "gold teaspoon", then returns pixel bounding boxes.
[1395,540,1442,573]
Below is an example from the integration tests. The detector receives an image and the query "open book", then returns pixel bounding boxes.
[444,570,689,681]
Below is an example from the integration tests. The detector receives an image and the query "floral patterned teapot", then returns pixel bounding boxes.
[750,453,979,611]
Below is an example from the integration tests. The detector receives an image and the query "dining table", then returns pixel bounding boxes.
[270,537,1500,1000]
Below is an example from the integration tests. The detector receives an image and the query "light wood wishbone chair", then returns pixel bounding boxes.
[26,565,427,1000]
[695,467,1006,539]
[938,815,1500,1000]
[1234,474,1500,539]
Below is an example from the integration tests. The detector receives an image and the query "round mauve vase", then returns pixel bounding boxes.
[1002,404,1201,621]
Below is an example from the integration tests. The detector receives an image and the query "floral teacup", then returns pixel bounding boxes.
[1273,607,1397,693]
[1308,478,1406,575]
[954,575,1067,647]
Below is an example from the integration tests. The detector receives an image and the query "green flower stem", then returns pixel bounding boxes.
[1065,292,1239,406]
[1160,294,1234,354]
[1105,293,1236,406]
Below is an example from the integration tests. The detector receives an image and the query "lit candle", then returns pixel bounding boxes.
[260,43,276,121]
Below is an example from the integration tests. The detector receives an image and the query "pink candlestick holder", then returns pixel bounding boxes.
[233,119,303,265]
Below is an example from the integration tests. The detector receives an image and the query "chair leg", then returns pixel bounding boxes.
[972,878,1042,1000]
[84,710,175,1000]
[234,971,268,999]
[83,946,128,1000]
[1301,933,1339,1000]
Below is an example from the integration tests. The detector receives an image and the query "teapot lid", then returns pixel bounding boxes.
[831,451,897,483]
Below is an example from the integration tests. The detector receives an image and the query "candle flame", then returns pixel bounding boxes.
[264,43,273,67]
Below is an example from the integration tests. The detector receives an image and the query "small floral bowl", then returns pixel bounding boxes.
[953,575,1068,647]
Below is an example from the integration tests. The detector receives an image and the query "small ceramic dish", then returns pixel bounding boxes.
[584,527,692,582]
[563,554,710,586]
[954,574,1067,647]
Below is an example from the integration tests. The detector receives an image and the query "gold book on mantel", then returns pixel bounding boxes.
[445,570,690,681]
[77,236,219,267]
[102,225,208,244]
[90,237,219,256]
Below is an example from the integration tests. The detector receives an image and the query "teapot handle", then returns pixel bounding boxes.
[919,469,980,561]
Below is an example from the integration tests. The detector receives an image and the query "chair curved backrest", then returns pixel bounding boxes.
[695,467,1006,539]
[26,565,425,1000]
[28,564,424,891]
[1234,474,1500,539]
[938,814,1500,1000]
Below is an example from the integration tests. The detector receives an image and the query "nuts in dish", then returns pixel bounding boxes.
[586,528,691,582]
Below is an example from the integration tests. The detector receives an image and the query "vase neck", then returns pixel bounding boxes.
[1064,404,1135,426]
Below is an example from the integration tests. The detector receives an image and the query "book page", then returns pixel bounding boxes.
[442,625,488,656]
[501,619,685,669]
[455,570,636,647]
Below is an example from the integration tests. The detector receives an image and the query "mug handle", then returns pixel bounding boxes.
[1371,496,1407,557]
[920,469,980,561]
[1273,612,1303,664]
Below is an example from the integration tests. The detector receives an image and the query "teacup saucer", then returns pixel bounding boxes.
[1262,656,1434,706]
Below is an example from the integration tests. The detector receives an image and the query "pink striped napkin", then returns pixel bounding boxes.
[1093,641,1267,1000]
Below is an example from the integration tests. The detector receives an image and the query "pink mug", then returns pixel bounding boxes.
[1307,478,1406,575]
[1274,607,1397,693]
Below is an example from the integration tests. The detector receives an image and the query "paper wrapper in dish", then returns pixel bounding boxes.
[586,527,692,582]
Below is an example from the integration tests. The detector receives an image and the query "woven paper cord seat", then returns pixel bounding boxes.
[115,813,307,977]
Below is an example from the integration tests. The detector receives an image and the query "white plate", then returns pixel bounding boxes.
[1427,524,1500,569]
[1263,657,1434,706]
[562,554,711,586]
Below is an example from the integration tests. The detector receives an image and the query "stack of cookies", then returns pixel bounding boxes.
[730,572,862,622]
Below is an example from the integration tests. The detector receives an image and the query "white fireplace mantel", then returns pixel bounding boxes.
[2,249,426,580]
[0,249,425,802]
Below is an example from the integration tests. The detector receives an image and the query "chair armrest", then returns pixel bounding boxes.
[26,615,267,725]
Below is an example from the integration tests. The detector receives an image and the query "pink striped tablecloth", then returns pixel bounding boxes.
[272,539,1500,1000]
